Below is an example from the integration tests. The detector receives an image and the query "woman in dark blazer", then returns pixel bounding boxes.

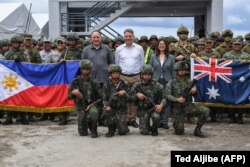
[149,38,175,129]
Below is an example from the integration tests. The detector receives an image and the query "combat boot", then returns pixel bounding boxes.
[2,112,13,125]
[28,114,35,122]
[21,113,29,125]
[2,118,13,125]
[194,124,205,138]
[229,113,237,123]
[106,124,114,137]
[151,124,158,136]
[91,121,98,138]
[237,113,243,124]
[59,112,68,125]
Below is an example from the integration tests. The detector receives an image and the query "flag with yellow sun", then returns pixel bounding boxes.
[0,60,80,112]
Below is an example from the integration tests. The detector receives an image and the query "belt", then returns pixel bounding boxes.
[121,73,139,77]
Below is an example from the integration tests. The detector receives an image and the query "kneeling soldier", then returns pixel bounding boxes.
[68,59,102,138]
[131,64,166,136]
[165,61,209,138]
[102,64,130,137]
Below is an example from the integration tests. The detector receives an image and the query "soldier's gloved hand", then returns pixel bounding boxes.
[117,90,126,96]
[155,104,163,113]
[176,97,186,104]
[71,89,83,99]
[136,93,146,100]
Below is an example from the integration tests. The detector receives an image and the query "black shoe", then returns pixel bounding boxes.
[163,124,169,129]
[194,127,205,138]
[105,124,114,138]
[59,120,67,125]
[151,130,158,136]
[40,115,48,121]
[79,131,88,136]
[28,116,35,122]
[131,121,139,128]
[2,119,13,125]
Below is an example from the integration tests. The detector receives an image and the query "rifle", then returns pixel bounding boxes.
[182,79,197,99]
[100,81,122,120]
[136,84,156,113]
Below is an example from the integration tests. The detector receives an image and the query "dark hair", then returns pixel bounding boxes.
[155,39,169,56]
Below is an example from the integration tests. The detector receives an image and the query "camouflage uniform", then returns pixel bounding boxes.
[2,34,29,125]
[242,32,250,54]
[59,33,82,125]
[131,65,166,136]
[22,34,42,63]
[68,60,102,137]
[165,62,209,137]
[215,29,233,56]
[102,65,130,137]
[198,38,221,58]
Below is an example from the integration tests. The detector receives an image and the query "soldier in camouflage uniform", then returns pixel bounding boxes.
[169,26,198,65]
[198,37,221,58]
[59,32,82,125]
[216,29,233,57]
[131,64,166,136]
[102,64,130,137]
[223,38,250,124]
[242,32,250,54]
[165,61,209,138]
[2,34,29,125]
[0,39,9,57]
[68,59,102,138]
[169,26,198,124]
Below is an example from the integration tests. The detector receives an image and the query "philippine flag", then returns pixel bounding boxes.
[0,60,80,112]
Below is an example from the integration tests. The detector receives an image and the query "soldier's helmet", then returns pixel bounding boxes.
[140,64,153,74]
[232,38,242,45]
[149,34,158,41]
[10,34,23,43]
[80,59,92,69]
[102,36,111,44]
[108,64,122,73]
[222,29,233,37]
[114,36,124,43]
[174,61,188,71]
[177,26,189,35]
[244,32,250,40]
[210,32,220,39]
[67,32,79,40]
[139,35,149,43]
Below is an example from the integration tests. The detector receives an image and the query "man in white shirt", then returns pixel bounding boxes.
[115,28,144,127]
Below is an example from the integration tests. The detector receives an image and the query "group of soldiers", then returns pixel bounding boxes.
[0,26,250,139]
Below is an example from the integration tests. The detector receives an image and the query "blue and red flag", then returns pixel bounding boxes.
[191,57,250,108]
[0,60,80,112]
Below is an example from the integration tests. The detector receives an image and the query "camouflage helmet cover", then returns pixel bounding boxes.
[174,61,188,71]
[80,59,92,69]
[222,29,233,37]
[244,32,250,40]
[108,64,122,73]
[210,31,220,39]
[10,34,23,43]
[140,64,153,74]
[177,26,189,34]
[67,32,79,40]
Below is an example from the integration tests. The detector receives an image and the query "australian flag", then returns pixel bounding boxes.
[191,57,250,107]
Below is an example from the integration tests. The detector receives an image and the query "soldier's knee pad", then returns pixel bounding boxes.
[152,112,161,122]
[89,106,99,120]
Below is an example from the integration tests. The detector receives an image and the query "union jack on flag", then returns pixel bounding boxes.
[193,57,233,83]
[191,58,250,107]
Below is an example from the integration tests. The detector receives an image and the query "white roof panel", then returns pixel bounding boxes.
[32,13,48,29]
[0,3,22,22]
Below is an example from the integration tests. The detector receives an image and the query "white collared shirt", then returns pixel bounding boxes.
[115,43,144,75]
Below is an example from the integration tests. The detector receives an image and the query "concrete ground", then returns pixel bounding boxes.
[1,117,250,167]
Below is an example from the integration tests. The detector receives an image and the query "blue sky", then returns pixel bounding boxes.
[2,0,250,37]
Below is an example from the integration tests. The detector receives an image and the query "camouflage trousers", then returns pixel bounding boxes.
[138,110,161,134]
[77,106,99,135]
[105,108,129,135]
[172,104,209,134]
